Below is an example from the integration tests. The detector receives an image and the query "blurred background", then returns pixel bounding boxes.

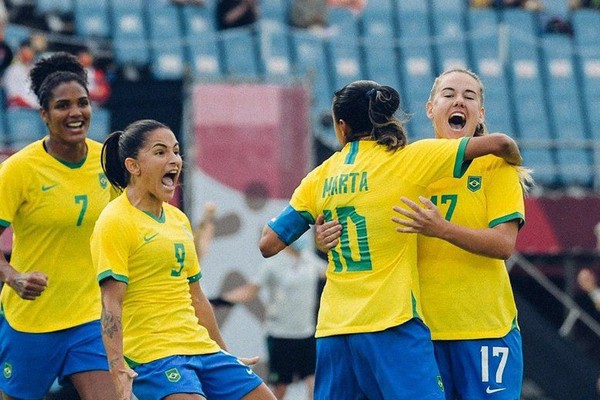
[0,0,599,399]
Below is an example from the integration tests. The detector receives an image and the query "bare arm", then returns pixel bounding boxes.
[0,226,48,300]
[259,225,287,258]
[392,196,519,260]
[221,283,260,304]
[100,278,137,400]
[190,280,227,350]
[193,202,216,260]
[465,133,522,166]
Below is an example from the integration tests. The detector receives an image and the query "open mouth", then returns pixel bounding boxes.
[162,171,178,188]
[448,113,466,130]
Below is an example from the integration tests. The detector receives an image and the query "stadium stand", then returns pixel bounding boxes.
[73,0,111,38]
[147,5,186,80]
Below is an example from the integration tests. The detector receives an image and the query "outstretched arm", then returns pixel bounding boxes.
[193,202,217,260]
[465,133,522,166]
[392,196,519,260]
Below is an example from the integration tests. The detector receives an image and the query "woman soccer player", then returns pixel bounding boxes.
[259,79,522,400]
[0,52,118,399]
[91,119,277,400]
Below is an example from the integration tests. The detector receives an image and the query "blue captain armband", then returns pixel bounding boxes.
[268,205,312,245]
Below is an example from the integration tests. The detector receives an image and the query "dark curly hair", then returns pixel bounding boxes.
[29,52,89,109]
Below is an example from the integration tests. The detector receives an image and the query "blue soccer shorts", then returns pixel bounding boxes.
[0,317,109,400]
[314,318,445,400]
[433,328,523,400]
[132,351,264,400]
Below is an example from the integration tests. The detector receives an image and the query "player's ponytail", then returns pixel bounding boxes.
[102,130,127,192]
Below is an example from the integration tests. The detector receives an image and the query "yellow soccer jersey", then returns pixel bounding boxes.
[0,139,115,332]
[418,155,525,340]
[91,192,221,365]
[289,138,471,338]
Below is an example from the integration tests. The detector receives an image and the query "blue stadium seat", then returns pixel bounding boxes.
[541,34,593,186]
[571,9,600,46]
[429,0,465,12]
[256,21,292,79]
[111,5,150,66]
[147,6,185,79]
[430,9,469,72]
[181,2,218,33]
[467,8,514,134]
[4,24,31,51]
[181,4,222,80]
[219,26,262,79]
[260,0,287,22]
[359,0,395,40]
[73,0,110,38]
[36,0,73,15]
[88,107,111,143]
[503,9,556,186]
[6,108,46,150]
[326,9,363,90]
[291,30,336,147]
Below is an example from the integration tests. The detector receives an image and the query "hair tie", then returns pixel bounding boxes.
[366,88,376,100]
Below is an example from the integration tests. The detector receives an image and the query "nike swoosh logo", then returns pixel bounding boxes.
[144,233,159,242]
[246,368,253,375]
[485,387,506,394]
[41,184,58,191]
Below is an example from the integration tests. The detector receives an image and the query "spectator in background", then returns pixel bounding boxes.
[0,0,12,77]
[216,0,258,30]
[288,0,328,30]
[3,39,38,108]
[570,0,600,9]
[77,48,111,107]
[217,234,326,400]
[576,267,600,394]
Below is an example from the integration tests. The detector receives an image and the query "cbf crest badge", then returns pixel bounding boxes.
[99,173,108,189]
[467,176,482,192]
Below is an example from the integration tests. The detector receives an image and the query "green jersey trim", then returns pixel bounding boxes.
[144,209,166,223]
[489,212,525,229]
[56,155,87,169]
[98,270,129,284]
[453,137,472,178]
[0,219,10,228]
[345,141,359,165]
[188,272,202,283]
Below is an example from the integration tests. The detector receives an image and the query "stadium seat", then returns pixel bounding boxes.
[219,26,262,79]
[260,0,287,23]
[467,8,514,134]
[88,107,111,143]
[503,9,557,186]
[256,21,292,80]
[4,24,31,51]
[571,9,600,46]
[6,108,46,150]
[147,6,186,80]
[73,0,110,38]
[111,5,150,67]
[430,9,469,73]
[290,30,336,147]
[181,4,222,80]
[327,8,363,90]
[359,0,396,40]
[541,34,593,186]
[36,0,74,15]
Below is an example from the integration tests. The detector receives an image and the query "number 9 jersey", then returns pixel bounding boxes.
[0,139,116,333]
[269,138,471,338]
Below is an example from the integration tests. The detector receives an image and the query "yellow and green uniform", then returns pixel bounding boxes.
[284,138,471,338]
[91,192,221,366]
[0,139,114,333]
[418,155,525,340]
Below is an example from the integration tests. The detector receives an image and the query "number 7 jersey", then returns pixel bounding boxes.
[284,138,471,338]
[0,139,115,332]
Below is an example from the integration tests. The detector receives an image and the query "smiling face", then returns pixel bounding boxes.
[41,80,91,145]
[127,128,182,204]
[426,71,485,139]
